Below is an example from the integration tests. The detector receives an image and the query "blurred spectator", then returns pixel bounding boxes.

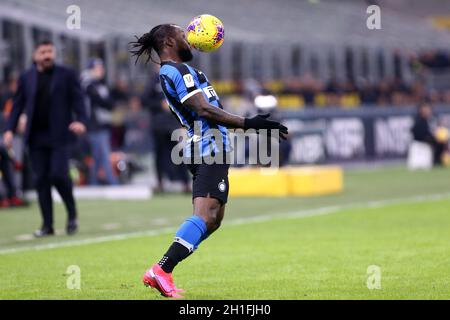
[0,146,25,207]
[376,79,391,106]
[411,102,446,165]
[242,78,263,101]
[1,78,18,114]
[358,78,378,105]
[324,78,341,106]
[300,74,321,106]
[143,72,190,193]
[415,50,450,70]
[111,76,131,106]
[81,58,118,185]
[0,77,26,208]
[110,76,131,149]
[124,95,151,153]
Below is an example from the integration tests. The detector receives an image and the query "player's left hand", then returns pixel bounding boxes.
[244,113,289,140]
[69,121,86,135]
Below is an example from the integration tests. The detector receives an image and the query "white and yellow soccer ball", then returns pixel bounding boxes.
[186,14,225,53]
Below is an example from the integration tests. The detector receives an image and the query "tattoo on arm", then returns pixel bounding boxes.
[183,92,245,128]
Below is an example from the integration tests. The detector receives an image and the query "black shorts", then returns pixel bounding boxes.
[186,162,230,205]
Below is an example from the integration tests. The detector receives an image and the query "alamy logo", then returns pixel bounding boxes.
[66,5,81,30]
[170,121,281,167]
[366,5,381,30]
[66,265,81,290]
[366,265,381,290]
[190,134,201,143]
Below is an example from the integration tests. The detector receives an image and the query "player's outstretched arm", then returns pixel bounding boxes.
[183,92,288,139]
[184,92,245,128]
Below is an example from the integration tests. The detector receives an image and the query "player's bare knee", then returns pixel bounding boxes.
[204,215,218,231]
[204,208,220,232]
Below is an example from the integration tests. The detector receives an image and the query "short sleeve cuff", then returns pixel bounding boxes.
[180,89,203,103]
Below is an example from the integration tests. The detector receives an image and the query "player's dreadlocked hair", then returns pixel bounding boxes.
[129,24,177,65]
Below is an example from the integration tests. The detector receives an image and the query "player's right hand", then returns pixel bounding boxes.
[3,131,14,149]
[244,113,289,140]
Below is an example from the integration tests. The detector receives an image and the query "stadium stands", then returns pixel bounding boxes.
[2,0,450,46]
[2,0,450,85]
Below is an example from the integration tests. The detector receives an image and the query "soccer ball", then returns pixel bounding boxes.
[186,14,225,53]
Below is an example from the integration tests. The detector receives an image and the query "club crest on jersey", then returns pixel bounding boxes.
[218,179,226,192]
[183,74,195,88]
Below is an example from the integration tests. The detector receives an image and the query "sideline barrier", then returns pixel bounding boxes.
[229,166,343,197]
[279,105,450,164]
[25,185,153,201]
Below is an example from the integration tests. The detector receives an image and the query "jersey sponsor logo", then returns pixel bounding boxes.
[203,86,218,99]
[183,74,195,88]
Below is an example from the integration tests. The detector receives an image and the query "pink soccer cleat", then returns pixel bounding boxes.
[143,264,184,298]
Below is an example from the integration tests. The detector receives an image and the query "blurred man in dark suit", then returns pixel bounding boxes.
[3,40,87,237]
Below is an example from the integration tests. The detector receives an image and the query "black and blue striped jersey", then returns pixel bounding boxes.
[159,61,230,157]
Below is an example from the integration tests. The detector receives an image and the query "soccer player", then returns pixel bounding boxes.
[130,24,288,298]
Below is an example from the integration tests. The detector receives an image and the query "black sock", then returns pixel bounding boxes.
[158,242,191,273]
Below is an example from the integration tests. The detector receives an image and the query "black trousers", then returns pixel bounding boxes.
[29,145,77,228]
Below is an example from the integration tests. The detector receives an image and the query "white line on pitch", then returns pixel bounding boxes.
[1,192,449,255]
[101,223,122,231]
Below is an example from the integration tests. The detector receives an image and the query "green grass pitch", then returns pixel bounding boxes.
[0,166,450,299]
